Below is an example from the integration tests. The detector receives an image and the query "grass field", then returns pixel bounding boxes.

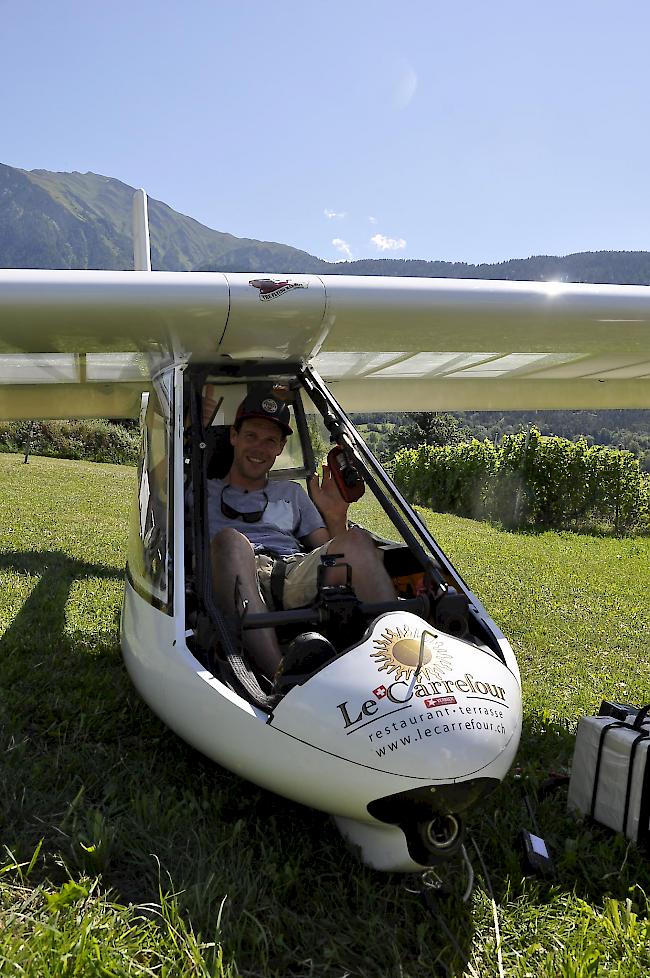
[1,453,649,977]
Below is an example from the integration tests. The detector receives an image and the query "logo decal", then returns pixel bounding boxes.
[373,685,388,699]
[261,398,278,413]
[425,695,457,708]
[249,278,308,301]
[371,623,453,683]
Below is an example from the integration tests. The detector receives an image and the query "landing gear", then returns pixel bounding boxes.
[403,813,465,866]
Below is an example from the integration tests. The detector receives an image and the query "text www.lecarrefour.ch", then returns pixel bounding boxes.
[371,707,506,757]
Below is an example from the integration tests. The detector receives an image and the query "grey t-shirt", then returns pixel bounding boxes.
[207,478,325,555]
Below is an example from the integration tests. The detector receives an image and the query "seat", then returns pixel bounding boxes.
[205,425,233,480]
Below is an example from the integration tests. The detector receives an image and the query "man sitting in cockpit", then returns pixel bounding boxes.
[208,388,396,681]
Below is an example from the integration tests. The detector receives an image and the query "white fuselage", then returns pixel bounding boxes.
[120,362,522,872]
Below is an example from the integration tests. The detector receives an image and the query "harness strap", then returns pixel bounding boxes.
[270,557,288,610]
[591,720,624,817]
[623,730,650,837]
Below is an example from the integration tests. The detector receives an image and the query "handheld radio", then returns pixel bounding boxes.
[327,445,365,503]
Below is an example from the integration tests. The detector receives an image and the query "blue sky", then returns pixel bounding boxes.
[3,0,650,264]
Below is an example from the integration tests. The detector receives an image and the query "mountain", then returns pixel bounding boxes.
[0,165,323,272]
[2,164,650,286]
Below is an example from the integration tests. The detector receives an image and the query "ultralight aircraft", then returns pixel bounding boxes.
[0,192,648,872]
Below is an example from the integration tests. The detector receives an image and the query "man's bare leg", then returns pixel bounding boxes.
[324,526,396,602]
[210,528,282,678]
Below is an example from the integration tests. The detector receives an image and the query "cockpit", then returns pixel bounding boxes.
[169,361,504,711]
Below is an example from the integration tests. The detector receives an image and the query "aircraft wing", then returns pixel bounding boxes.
[313,275,650,411]
[0,269,648,418]
[0,269,231,419]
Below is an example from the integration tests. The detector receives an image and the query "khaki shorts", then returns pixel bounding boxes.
[256,542,332,609]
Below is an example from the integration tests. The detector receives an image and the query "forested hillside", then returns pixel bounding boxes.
[323,253,650,285]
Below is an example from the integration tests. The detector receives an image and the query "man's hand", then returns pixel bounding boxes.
[309,463,349,538]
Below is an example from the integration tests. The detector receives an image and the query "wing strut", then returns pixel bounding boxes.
[132,189,152,272]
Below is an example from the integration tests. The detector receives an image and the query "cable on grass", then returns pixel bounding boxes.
[422,896,480,978]
[471,837,505,978]
[402,844,478,978]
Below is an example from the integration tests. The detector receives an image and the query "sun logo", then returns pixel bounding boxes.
[370,624,454,682]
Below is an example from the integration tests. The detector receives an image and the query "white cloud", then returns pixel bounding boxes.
[370,233,406,252]
[368,216,378,225]
[332,238,354,260]
[324,208,347,219]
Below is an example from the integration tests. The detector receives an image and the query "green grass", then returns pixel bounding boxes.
[1,453,650,977]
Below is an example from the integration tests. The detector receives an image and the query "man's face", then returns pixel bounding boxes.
[230,417,286,485]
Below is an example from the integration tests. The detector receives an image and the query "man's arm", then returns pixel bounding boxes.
[302,525,331,549]
[306,464,349,543]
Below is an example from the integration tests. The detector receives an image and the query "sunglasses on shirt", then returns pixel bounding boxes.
[220,486,269,524]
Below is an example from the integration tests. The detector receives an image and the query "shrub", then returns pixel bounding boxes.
[0,420,139,466]
[394,439,498,518]
[393,427,649,533]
